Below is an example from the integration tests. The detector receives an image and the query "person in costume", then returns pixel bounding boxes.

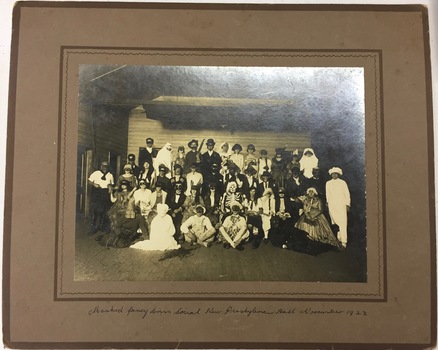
[325,167,351,248]
[294,187,342,249]
[180,204,216,247]
[300,148,319,179]
[155,143,173,178]
[88,161,114,235]
[130,203,180,251]
[218,201,249,250]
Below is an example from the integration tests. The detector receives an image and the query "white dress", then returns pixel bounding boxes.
[325,178,350,245]
[130,204,180,251]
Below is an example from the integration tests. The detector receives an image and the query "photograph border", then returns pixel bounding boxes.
[57,47,383,301]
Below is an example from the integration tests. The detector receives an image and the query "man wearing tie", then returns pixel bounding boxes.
[166,182,186,243]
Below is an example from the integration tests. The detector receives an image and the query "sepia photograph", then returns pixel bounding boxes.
[75,65,367,282]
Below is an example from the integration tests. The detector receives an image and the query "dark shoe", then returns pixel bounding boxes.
[263,238,269,244]
[223,243,231,249]
[235,244,245,251]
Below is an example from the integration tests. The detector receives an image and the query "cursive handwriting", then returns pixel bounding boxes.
[87,305,368,319]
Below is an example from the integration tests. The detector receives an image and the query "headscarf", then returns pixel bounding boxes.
[300,148,319,178]
[155,143,173,174]
[156,203,169,218]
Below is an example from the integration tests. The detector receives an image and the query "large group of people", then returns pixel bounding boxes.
[87,137,351,252]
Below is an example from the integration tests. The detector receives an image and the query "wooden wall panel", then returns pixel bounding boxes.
[127,112,311,162]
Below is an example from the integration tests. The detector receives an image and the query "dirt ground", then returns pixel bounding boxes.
[75,216,367,282]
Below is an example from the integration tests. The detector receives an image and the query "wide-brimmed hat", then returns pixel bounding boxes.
[158,165,169,173]
[261,170,271,178]
[229,201,242,210]
[188,139,198,148]
[206,138,215,146]
[194,204,206,214]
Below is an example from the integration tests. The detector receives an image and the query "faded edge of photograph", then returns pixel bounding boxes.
[75,65,366,283]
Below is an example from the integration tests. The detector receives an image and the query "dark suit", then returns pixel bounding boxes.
[139,147,158,168]
[166,192,187,240]
[241,176,259,198]
[257,179,274,197]
[184,151,200,174]
[201,151,222,176]
[285,175,306,222]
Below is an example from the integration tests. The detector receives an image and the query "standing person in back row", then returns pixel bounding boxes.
[201,138,222,178]
[139,137,158,169]
[88,161,114,235]
[325,167,350,248]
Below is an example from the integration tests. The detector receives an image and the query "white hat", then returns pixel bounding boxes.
[306,187,319,195]
[328,167,343,176]
[229,201,242,210]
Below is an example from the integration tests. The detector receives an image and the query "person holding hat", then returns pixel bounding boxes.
[300,148,319,179]
[294,187,342,250]
[184,139,200,175]
[138,137,158,169]
[127,153,140,178]
[326,167,350,248]
[88,161,114,235]
[229,144,244,172]
[156,164,171,193]
[116,163,138,189]
[201,138,222,179]
[130,203,180,251]
[257,149,272,179]
[180,204,216,247]
[218,201,249,250]
[257,170,274,197]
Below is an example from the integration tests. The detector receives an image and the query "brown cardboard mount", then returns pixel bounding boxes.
[3,2,436,349]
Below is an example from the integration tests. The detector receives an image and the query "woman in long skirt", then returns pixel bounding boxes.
[294,187,341,249]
